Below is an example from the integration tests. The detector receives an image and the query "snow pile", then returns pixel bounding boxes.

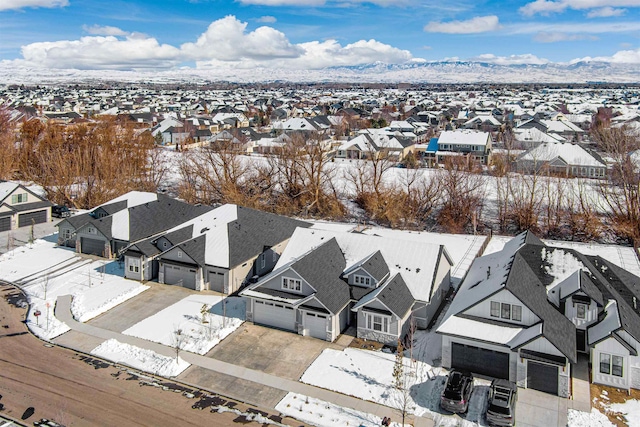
[300,347,489,424]
[123,294,245,355]
[91,338,189,377]
[567,408,614,427]
[608,400,640,427]
[276,392,403,427]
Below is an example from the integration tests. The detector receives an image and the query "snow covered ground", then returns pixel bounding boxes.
[276,393,404,427]
[299,347,490,427]
[608,399,640,427]
[91,338,190,377]
[0,238,149,340]
[123,294,245,355]
[567,408,614,427]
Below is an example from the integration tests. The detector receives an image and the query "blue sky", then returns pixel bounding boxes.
[1,0,639,70]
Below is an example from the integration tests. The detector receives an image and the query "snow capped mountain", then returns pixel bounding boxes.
[0,61,638,85]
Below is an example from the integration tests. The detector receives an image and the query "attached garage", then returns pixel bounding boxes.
[81,237,106,256]
[253,300,296,331]
[18,210,47,227]
[451,342,510,379]
[303,312,328,340]
[0,216,10,232]
[527,361,559,395]
[209,271,225,293]
[164,264,197,290]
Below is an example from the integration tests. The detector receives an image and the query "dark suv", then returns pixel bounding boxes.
[486,379,517,426]
[440,369,474,413]
[52,205,70,218]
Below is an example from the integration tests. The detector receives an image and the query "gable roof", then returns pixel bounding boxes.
[354,273,414,319]
[343,250,390,283]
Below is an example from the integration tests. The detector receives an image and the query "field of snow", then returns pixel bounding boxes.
[123,294,245,355]
[91,338,189,377]
[567,408,614,427]
[276,393,404,427]
[608,399,640,427]
[300,347,489,426]
[0,238,149,340]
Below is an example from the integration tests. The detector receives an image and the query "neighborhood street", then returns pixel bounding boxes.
[0,282,307,427]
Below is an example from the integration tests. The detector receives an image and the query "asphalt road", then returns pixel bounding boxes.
[0,283,305,427]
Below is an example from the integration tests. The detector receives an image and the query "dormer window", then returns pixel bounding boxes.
[163,241,168,248]
[177,250,182,258]
[11,193,28,204]
[490,301,522,322]
[354,275,371,286]
[576,303,586,319]
[87,226,96,234]
[282,277,301,292]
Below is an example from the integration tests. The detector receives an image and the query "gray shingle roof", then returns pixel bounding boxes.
[176,234,207,267]
[377,274,414,319]
[291,238,350,315]
[226,206,311,268]
[356,250,390,283]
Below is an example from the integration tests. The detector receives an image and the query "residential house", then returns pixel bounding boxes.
[437,231,640,397]
[515,142,607,178]
[125,204,311,294]
[0,181,52,232]
[241,228,453,344]
[426,130,493,165]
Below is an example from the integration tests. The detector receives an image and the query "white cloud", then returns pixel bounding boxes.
[587,6,627,16]
[14,16,414,70]
[82,25,129,36]
[237,0,325,5]
[17,35,182,70]
[256,15,277,23]
[520,0,640,16]
[0,0,68,11]
[507,20,640,34]
[469,53,551,65]
[534,32,598,42]
[181,15,303,61]
[574,47,640,63]
[424,15,501,34]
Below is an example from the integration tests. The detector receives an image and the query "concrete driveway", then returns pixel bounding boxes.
[516,388,568,427]
[179,323,346,408]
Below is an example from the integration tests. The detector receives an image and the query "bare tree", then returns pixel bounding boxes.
[171,327,187,360]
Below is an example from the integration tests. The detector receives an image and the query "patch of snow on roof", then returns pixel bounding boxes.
[98,191,158,209]
[110,209,130,241]
[0,181,18,202]
[438,315,523,345]
[508,323,543,348]
[588,300,621,345]
[544,248,588,293]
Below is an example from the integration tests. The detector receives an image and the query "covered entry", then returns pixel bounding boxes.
[253,300,295,331]
[18,210,47,227]
[451,342,510,379]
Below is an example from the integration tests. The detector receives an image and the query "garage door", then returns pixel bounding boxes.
[164,264,197,290]
[0,217,10,232]
[81,237,106,256]
[253,300,295,331]
[451,342,510,379]
[304,312,328,340]
[18,210,47,227]
[527,361,558,395]
[209,271,225,293]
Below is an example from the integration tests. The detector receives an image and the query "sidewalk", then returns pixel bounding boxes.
[55,295,434,427]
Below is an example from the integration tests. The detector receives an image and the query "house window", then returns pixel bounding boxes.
[282,277,301,292]
[177,251,182,258]
[62,229,71,240]
[491,301,522,322]
[512,305,522,322]
[501,303,511,319]
[365,313,390,334]
[87,226,96,234]
[354,275,371,286]
[272,251,277,262]
[163,241,167,248]
[11,193,28,204]
[600,353,623,377]
[490,301,500,318]
[576,303,586,319]
[260,255,266,269]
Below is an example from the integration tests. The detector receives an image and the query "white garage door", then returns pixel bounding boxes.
[304,312,328,340]
[253,300,295,331]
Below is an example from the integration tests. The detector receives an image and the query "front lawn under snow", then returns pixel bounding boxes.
[0,238,148,340]
[91,338,189,377]
[300,347,490,427]
[123,294,245,355]
[276,392,403,427]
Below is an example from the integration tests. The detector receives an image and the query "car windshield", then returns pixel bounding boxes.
[488,402,512,415]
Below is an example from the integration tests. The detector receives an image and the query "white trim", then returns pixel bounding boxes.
[364,312,391,334]
[282,276,302,292]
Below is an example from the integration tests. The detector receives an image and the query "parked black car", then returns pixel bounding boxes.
[486,379,518,426]
[440,369,474,413]
[51,205,70,218]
